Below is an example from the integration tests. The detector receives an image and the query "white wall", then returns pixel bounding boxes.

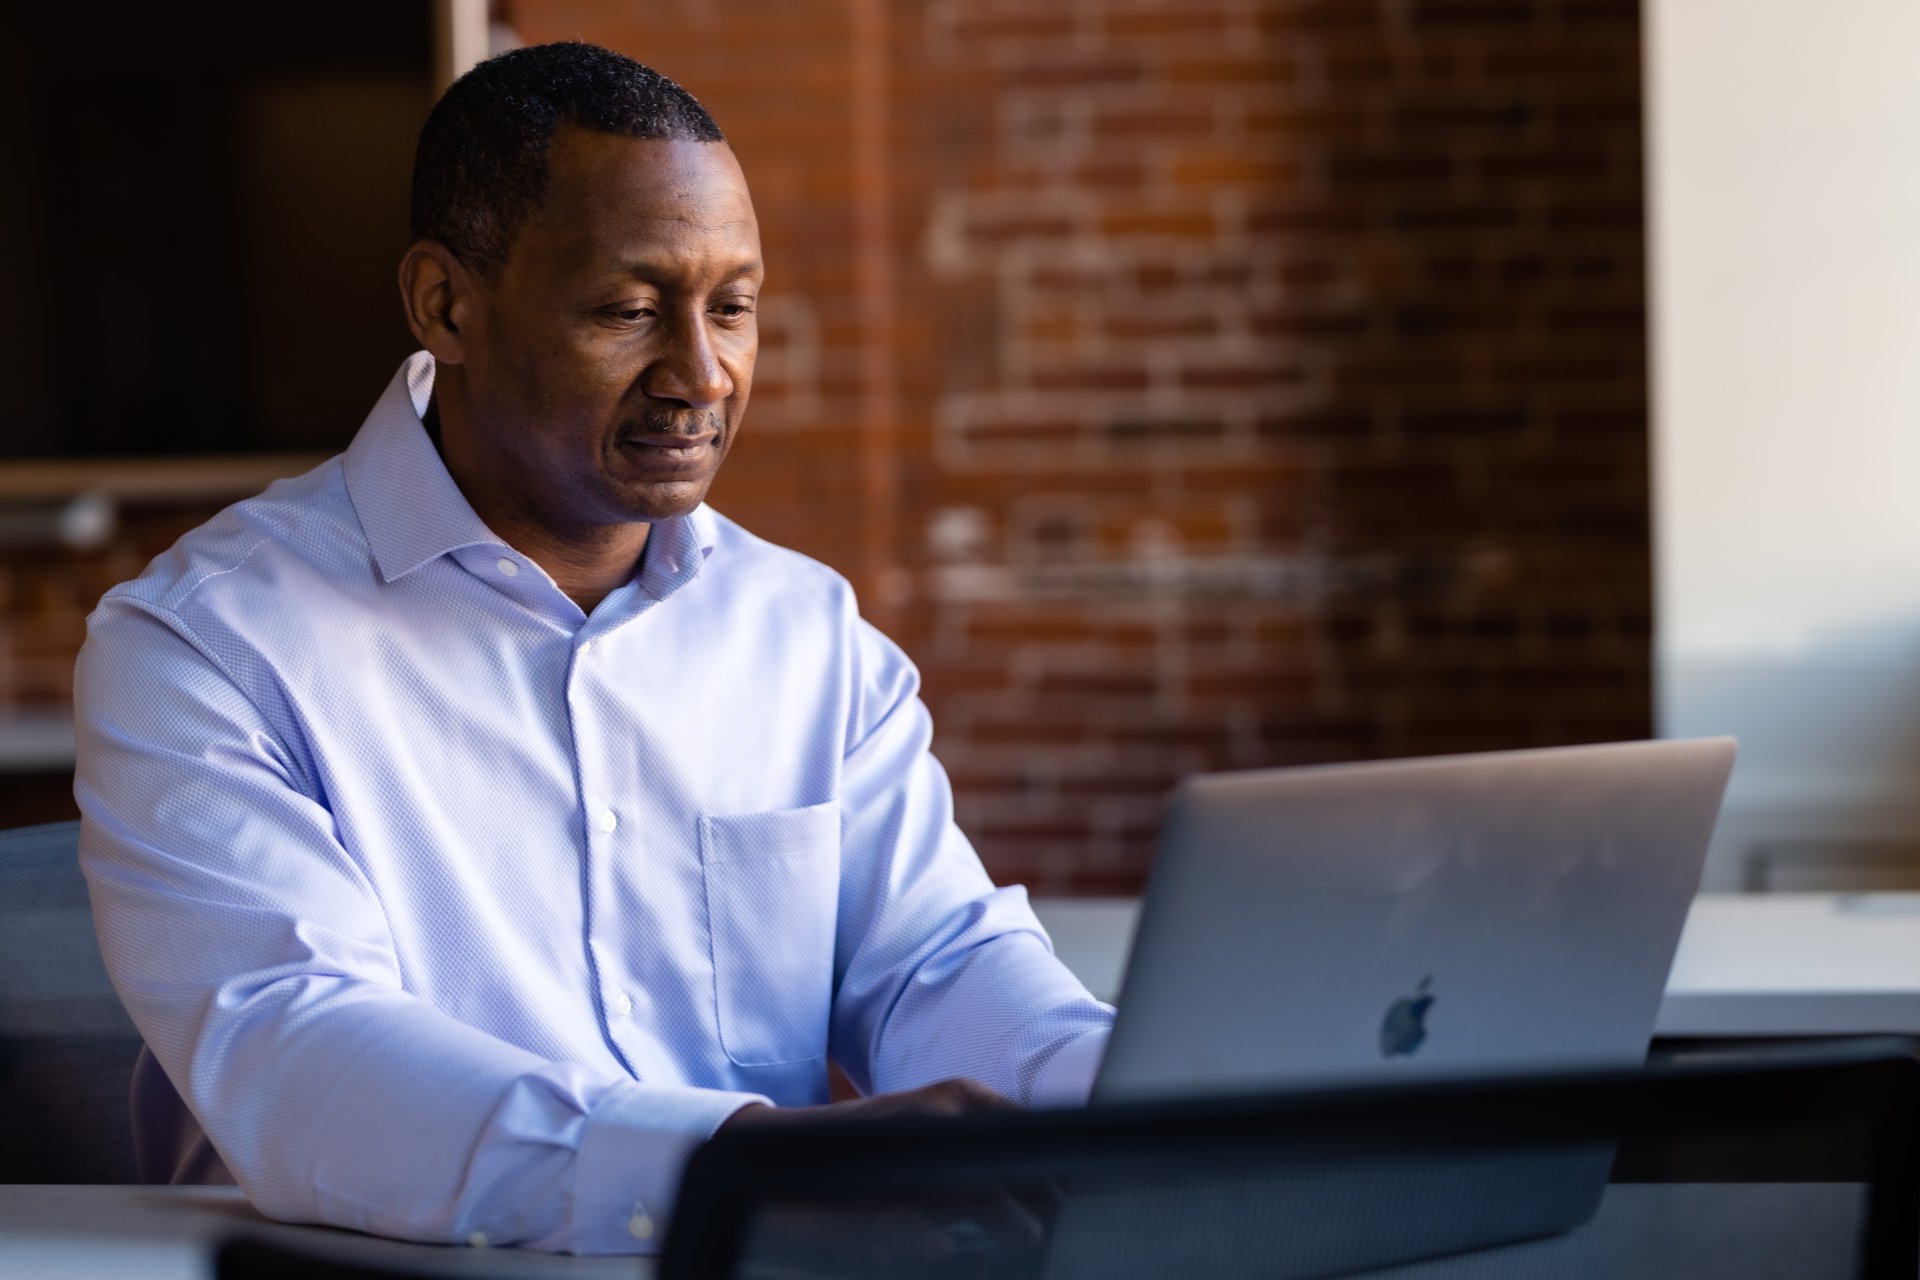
[1649,0,1920,888]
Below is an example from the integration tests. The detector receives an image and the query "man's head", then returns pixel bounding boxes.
[399,42,762,560]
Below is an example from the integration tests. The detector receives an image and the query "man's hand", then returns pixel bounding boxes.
[719,1077,1020,1130]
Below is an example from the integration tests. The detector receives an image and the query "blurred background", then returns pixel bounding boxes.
[1,0,1915,898]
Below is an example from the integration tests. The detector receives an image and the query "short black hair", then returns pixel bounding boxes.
[410,41,726,277]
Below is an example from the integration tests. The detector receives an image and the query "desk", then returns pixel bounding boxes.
[0,1186,650,1280]
[1031,892,1920,1038]
[1661,893,1920,1034]
[11,897,1912,1276]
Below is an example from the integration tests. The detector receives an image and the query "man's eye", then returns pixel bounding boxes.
[605,307,654,322]
[712,303,755,319]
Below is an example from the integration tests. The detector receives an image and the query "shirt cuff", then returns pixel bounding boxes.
[1028,1025,1112,1109]
[569,1082,771,1254]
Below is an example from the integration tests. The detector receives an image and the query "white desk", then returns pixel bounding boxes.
[1660,894,1920,1035]
[0,1185,649,1280]
[1031,893,1920,1038]
[12,897,1917,1276]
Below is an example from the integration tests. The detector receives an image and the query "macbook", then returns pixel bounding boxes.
[1095,738,1737,1102]
[1074,738,1737,1277]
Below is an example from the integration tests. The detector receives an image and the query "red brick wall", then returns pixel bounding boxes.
[0,0,1651,891]
[8,499,249,707]
[510,0,1652,892]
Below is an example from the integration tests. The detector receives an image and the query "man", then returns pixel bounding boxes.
[75,43,1112,1254]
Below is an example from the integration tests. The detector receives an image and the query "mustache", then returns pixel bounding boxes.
[623,407,724,440]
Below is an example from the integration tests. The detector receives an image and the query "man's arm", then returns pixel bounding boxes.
[76,601,768,1254]
[824,613,1114,1107]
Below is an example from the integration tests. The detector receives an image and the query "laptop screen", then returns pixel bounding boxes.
[665,1039,1919,1280]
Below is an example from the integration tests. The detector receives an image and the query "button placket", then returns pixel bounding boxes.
[568,634,640,1076]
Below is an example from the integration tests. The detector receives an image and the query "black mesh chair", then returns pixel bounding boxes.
[663,1038,1920,1280]
[0,819,145,1182]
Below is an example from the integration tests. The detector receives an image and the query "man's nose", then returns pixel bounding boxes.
[645,314,734,410]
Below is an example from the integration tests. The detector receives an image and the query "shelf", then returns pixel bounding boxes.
[0,455,332,504]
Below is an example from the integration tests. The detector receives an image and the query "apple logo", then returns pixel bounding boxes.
[1379,974,1435,1058]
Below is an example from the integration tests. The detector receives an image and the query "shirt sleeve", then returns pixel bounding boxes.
[75,600,766,1254]
[827,613,1115,1104]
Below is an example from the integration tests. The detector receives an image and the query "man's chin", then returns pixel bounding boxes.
[615,476,717,524]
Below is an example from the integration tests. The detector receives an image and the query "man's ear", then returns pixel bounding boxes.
[398,240,476,364]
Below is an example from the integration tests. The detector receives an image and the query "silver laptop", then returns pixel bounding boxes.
[1057,739,1735,1277]
[1096,738,1737,1103]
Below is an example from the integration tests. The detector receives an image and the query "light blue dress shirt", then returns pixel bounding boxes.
[74,353,1113,1254]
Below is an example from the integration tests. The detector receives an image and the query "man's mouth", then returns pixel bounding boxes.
[622,434,713,454]
[617,432,718,468]
[618,408,725,471]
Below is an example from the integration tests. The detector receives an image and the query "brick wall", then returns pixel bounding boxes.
[0,0,1651,892]
[0,501,235,709]
[511,0,1652,892]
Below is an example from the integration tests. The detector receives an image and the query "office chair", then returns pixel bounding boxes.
[0,819,145,1183]
[662,1037,1920,1280]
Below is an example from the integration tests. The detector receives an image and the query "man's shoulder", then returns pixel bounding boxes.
[100,456,364,624]
[700,506,857,613]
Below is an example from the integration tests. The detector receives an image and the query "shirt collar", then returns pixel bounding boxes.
[342,352,720,586]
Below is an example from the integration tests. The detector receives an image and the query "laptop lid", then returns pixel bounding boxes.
[660,1036,1918,1280]
[1094,738,1737,1104]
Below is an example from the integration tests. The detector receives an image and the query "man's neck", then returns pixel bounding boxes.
[502,518,649,616]
[423,394,649,616]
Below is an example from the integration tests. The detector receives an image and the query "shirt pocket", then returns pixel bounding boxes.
[699,799,841,1068]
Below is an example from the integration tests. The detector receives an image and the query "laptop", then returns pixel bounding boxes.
[1079,738,1737,1276]
[663,1036,1916,1280]
[1095,737,1737,1101]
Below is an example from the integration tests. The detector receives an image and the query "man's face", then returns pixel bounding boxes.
[452,127,762,533]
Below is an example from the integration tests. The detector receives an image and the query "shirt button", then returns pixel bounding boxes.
[597,808,619,834]
[610,990,633,1019]
[577,638,593,655]
[495,557,519,578]
[627,1203,655,1241]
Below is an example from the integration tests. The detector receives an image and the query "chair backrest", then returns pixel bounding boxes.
[0,819,145,1183]
[663,1037,1920,1280]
